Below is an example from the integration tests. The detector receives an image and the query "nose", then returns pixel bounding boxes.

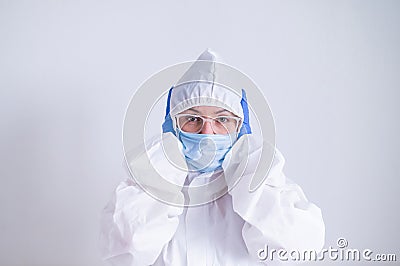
[200,121,214,134]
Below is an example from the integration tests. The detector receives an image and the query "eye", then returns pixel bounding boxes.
[187,115,200,122]
[216,117,229,123]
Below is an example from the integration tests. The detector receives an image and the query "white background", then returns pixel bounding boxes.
[0,1,399,265]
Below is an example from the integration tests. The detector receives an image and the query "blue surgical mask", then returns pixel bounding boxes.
[177,130,237,173]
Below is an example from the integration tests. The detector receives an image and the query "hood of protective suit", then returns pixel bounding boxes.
[170,49,243,118]
[162,49,251,138]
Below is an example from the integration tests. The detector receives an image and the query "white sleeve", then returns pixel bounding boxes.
[227,149,325,260]
[99,178,183,266]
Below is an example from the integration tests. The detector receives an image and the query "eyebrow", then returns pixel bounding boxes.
[184,107,235,116]
[184,108,201,114]
[215,109,233,115]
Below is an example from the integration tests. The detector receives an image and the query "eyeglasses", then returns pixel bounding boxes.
[175,114,241,134]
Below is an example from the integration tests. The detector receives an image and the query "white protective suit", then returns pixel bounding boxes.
[99,49,325,266]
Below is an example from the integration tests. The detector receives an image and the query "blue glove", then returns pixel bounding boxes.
[238,89,252,138]
[162,87,176,134]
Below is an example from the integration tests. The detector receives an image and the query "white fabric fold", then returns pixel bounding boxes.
[99,144,325,265]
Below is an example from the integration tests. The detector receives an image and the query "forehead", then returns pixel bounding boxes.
[182,106,235,116]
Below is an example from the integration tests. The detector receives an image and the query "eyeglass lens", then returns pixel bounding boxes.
[178,115,238,134]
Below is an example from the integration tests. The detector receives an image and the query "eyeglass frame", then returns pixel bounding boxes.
[173,113,242,134]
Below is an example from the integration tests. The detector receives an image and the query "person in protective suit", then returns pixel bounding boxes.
[99,49,325,265]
